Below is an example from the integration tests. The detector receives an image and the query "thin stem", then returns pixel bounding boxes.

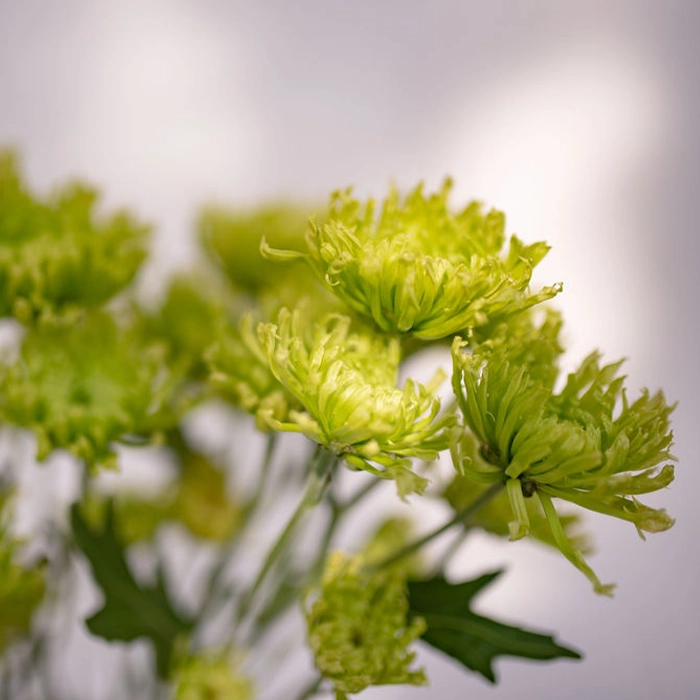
[254,432,278,500]
[337,475,382,513]
[293,675,324,700]
[249,467,383,642]
[197,433,280,623]
[236,446,336,625]
[434,526,471,573]
[365,482,504,572]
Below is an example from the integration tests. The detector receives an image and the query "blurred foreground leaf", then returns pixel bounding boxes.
[71,502,193,677]
[408,571,581,682]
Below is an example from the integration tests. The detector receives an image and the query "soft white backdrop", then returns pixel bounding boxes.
[1,1,698,698]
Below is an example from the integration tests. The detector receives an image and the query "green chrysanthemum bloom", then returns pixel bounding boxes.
[208,314,299,432]
[0,151,149,324]
[173,651,254,700]
[451,313,676,595]
[0,313,181,470]
[258,307,454,496]
[263,180,561,339]
[305,551,427,698]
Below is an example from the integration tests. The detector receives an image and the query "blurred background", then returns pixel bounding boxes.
[1,0,698,698]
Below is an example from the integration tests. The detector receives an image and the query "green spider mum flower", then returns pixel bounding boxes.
[305,551,427,698]
[258,307,454,496]
[451,313,676,595]
[0,151,149,324]
[262,180,561,339]
[0,313,182,470]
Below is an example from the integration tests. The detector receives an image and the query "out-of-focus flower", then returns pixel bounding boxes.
[134,274,234,382]
[0,493,45,652]
[173,650,254,700]
[0,313,181,470]
[451,312,675,594]
[258,307,454,496]
[263,180,560,339]
[208,314,298,432]
[305,551,427,698]
[170,450,243,542]
[0,151,148,324]
[198,203,316,294]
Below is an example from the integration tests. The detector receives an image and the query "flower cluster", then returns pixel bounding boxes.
[451,311,675,593]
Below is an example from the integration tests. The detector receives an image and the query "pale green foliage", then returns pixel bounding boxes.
[0,313,181,470]
[199,203,315,293]
[0,152,148,324]
[0,495,45,652]
[305,551,427,697]
[451,312,676,594]
[135,274,232,382]
[81,450,243,544]
[259,306,455,496]
[173,652,254,700]
[263,180,561,339]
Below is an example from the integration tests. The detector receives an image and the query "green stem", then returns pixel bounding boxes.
[249,468,383,642]
[254,432,278,500]
[366,482,504,572]
[197,433,280,623]
[293,675,324,700]
[236,446,336,625]
[338,475,382,513]
[433,527,471,573]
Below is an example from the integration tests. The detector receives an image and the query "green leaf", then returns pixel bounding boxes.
[408,571,581,683]
[70,502,193,678]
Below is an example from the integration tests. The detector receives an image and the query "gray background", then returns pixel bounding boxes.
[1,1,698,698]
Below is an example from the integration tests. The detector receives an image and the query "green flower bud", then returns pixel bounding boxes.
[0,151,148,324]
[262,180,561,339]
[0,313,181,470]
[305,551,427,697]
[259,307,454,496]
[451,313,676,595]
